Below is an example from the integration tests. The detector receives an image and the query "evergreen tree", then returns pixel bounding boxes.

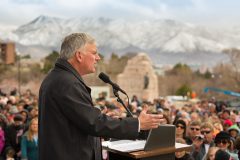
[42,51,59,74]
[176,84,192,97]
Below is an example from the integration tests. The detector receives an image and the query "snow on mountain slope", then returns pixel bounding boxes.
[0,15,240,65]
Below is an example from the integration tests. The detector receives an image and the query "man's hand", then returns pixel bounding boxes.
[138,107,164,130]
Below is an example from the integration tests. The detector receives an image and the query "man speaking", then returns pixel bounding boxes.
[38,33,163,160]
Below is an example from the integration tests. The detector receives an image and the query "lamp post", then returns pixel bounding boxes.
[17,51,21,96]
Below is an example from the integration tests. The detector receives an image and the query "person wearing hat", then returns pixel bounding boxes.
[214,131,239,160]
[224,119,233,132]
[228,124,240,140]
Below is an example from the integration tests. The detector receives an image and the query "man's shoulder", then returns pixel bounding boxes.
[43,67,79,85]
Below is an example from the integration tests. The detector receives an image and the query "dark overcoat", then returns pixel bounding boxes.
[38,58,139,160]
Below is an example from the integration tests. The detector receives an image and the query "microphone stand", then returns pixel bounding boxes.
[113,89,133,117]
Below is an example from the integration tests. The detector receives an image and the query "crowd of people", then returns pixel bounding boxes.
[0,88,38,160]
[96,92,240,160]
[0,87,240,160]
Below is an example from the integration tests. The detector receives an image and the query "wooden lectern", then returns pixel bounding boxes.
[102,142,192,160]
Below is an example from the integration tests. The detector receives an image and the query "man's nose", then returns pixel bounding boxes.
[96,54,101,61]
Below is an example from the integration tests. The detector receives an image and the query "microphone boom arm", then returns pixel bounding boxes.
[113,89,133,117]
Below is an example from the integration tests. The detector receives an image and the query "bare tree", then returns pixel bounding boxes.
[223,48,240,89]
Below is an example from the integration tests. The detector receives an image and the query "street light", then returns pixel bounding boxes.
[16,50,21,96]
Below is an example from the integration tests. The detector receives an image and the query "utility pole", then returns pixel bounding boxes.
[17,52,21,97]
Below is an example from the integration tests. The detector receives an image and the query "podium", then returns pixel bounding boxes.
[102,142,192,160]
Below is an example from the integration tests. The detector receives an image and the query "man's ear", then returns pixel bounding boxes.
[75,51,83,63]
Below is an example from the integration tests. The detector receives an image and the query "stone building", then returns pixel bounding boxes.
[117,53,158,101]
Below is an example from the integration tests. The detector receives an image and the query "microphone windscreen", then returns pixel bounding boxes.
[98,72,110,83]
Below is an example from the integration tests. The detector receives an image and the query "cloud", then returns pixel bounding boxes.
[10,0,46,4]
[0,0,239,28]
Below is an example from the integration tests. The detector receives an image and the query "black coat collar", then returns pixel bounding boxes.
[54,58,91,94]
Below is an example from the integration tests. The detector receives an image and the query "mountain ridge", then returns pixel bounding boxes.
[0,15,239,66]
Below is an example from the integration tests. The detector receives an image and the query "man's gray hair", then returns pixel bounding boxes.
[59,33,95,60]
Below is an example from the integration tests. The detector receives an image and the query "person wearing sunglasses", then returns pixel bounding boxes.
[191,122,215,160]
[214,131,239,160]
[174,119,187,140]
[186,120,201,145]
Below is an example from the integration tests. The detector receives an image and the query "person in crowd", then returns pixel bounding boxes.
[16,102,24,113]
[204,146,219,160]
[21,118,38,160]
[190,112,200,122]
[128,102,138,117]
[209,114,221,124]
[214,149,231,160]
[222,110,231,121]
[0,113,8,157]
[229,137,237,154]
[212,122,223,136]
[186,120,201,145]
[208,103,217,116]
[175,138,194,160]
[234,136,240,159]
[28,107,38,120]
[6,102,18,124]
[224,119,234,132]
[160,114,171,125]
[214,131,238,160]
[180,111,191,125]
[38,33,164,160]
[174,119,190,142]
[230,113,238,125]
[5,148,15,160]
[191,122,215,160]
[95,92,106,102]
[131,95,141,107]
[4,114,25,160]
[228,124,240,140]
[19,109,29,125]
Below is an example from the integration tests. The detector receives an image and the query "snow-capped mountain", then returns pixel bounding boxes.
[0,15,240,66]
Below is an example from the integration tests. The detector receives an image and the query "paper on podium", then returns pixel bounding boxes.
[175,142,191,149]
[102,140,191,153]
[102,125,183,152]
[102,140,146,152]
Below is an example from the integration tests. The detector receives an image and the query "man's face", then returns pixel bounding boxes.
[80,43,101,74]
[201,127,214,143]
[189,125,201,138]
[14,120,23,126]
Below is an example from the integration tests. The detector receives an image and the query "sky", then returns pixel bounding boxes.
[0,0,240,28]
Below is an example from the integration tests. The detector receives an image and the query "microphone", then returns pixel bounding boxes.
[98,72,126,94]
